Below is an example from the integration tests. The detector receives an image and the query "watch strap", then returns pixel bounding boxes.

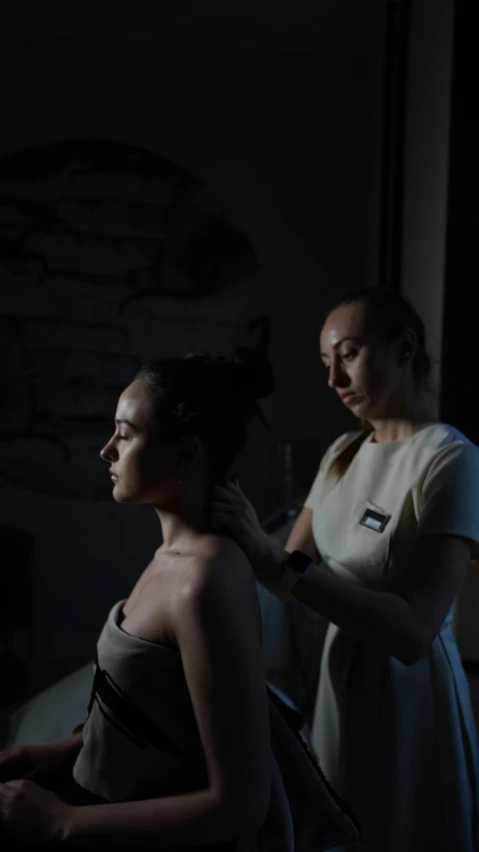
[278,550,314,594]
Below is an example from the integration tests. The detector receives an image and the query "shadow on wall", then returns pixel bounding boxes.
[0,138,263,501]
[0,527,34,708]
[0,138,324,700]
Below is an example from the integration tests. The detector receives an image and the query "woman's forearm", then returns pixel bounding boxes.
[249,538,286,595]
[253,545,424,664]
[63,787,259,850]
[61,731,83,753]
[293,564,423,663]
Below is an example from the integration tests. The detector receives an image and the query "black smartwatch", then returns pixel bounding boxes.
[278,550,314,594]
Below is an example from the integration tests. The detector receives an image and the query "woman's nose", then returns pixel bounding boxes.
[328,361,349,389]
[100,438,117,462]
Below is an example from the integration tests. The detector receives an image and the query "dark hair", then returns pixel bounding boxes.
[326,288,433,480]
[135,347,274,484]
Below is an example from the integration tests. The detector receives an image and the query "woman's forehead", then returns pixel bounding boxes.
[320,302,368,350]
[115,380,150,423]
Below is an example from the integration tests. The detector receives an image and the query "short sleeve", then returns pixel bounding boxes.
[417,442,479,557]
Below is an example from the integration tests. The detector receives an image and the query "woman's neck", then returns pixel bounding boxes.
[369,417,435,444]
[154,497,213,553]
[369,392,435,444]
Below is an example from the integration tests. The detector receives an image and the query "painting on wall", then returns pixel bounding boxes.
[0,139,266,499]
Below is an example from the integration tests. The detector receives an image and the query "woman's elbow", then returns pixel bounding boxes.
[220,778,271,838]
[244,786,271,834]
[236,785,271,836]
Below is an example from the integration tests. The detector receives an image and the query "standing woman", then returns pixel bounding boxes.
[213,289,479,852]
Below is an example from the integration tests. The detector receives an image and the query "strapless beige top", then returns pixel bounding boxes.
[72,599,360,851]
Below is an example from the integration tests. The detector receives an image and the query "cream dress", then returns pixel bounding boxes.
[305,424,479,852]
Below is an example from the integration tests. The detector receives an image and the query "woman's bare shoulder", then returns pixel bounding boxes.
[122,536,256,646]
[188,534,255,594]
[173,536,261,643]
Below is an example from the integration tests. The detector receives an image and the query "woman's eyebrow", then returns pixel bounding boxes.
[320,336,362,356]
[115,418,140,430]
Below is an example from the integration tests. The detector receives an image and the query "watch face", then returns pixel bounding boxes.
[286,550,313,574]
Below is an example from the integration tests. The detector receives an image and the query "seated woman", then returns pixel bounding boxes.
[0,349,359,851]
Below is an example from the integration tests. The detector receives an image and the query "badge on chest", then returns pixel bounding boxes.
[359,506,391,533]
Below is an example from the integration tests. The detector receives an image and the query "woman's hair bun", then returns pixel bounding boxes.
[137,344,274,481]
[183,348,212,362]
[181,345,273,408]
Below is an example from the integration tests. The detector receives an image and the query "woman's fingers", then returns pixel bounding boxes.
[0,751,28,783]
[211,512,239,532]
[218,479,247,494]
[212,483,266,562]
[211,502,257,529]
[213,486,245,504]
[211,503,239,516]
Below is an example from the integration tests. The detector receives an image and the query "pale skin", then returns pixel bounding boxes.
[211,301,473,664]
[0,380,270,848]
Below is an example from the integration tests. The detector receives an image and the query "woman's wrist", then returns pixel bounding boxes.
[250,532,283,564]
[248,527,277,558]
[60,804,83,844]
[250,539,286,591]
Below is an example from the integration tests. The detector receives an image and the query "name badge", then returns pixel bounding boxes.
[359,507,390,533]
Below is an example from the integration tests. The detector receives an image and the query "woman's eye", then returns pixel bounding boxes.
[341,350,357,361]
[118,434,129,441]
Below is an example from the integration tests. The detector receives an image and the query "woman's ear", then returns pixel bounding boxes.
[398,328,417,366]
[175,434,203,474]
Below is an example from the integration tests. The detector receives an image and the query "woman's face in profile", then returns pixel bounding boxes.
[100,380,177,505]
[319,302,403,421]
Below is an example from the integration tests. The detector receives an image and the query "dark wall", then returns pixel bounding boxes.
[0,3,385,696]
[442,2,479,442]
[442,1,479,661]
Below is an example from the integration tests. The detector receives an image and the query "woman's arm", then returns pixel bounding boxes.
[212,482,472,666]
[293,532,471,664]
[0,732,83,784]
[63,548,271,850]
[284,507,321,562]
[291,443,478,662]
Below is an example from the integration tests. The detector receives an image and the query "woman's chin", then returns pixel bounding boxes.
[111,484,132,503]
[348,400,364,417]
[351,403,372,422]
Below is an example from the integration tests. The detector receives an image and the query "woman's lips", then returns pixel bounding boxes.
[340,392,356,405]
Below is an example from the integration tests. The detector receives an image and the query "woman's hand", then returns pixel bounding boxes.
[212,480,274,561]
[0,740,81,785]
[0,778,72,843]
[212,480,285,593]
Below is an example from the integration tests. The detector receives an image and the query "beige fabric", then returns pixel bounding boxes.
[73,600,207,803]
[72,600,360,850]
[305,423,479,791]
